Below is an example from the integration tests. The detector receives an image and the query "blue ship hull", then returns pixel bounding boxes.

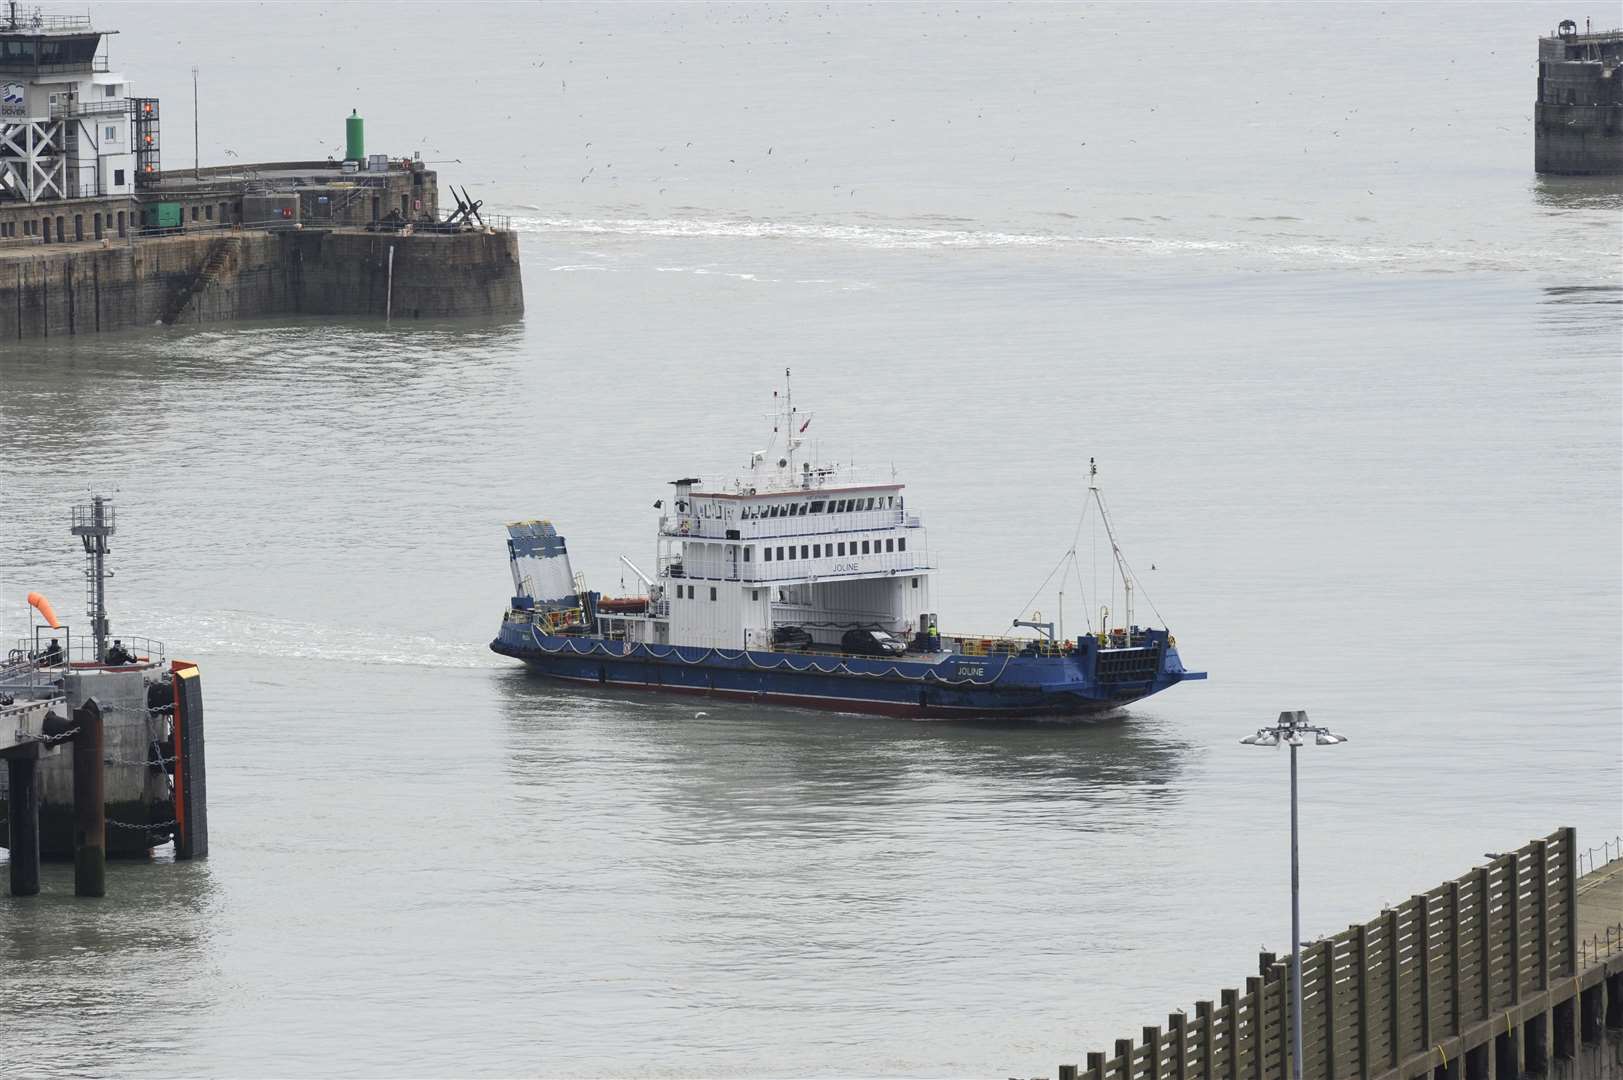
[490,622,1205,719]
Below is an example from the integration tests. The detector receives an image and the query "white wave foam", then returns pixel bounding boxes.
[507,213,1614,273]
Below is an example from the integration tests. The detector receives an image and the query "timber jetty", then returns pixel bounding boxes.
[1535,20,1623,174]
[1047,829,1623,1080]
[0,7,522,339]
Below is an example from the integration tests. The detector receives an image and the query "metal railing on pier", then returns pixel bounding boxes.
[1574,835,1623,877]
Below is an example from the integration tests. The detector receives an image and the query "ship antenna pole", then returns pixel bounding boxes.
[784,366,794,480]
[1090,459,1133,640]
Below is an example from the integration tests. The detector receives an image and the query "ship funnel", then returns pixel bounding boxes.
[505,520,579,609]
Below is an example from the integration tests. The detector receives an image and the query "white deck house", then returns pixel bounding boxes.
[588,378,938,652]
[651,469,934,650]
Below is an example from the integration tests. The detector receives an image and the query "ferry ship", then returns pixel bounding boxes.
[490,376,1204,718]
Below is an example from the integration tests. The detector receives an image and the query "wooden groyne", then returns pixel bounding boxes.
[1052,829,1623,1080]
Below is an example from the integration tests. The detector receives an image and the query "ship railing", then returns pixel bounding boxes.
[664,508,911,540]
[946,634,1074,658]
[6,633,165,668]
[941,628,1162,656]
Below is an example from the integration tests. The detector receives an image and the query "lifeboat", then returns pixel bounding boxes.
[597,596,650,614]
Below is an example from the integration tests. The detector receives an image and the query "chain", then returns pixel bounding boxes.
[105,817,178,832]
[102,754,175,767]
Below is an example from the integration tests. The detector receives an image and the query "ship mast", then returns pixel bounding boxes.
[784,367,795,481]
[1089,459,1132,637]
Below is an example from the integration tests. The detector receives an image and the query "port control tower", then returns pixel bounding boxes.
[0,3,143,204]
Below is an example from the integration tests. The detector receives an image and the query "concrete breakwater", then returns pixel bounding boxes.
[0,226,523,340]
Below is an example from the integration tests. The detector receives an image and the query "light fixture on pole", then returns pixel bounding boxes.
[1240,710,1347,1080]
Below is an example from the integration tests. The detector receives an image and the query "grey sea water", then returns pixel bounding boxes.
[1,3,1619,1076]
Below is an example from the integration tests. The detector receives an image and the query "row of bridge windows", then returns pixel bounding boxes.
[742,494,898,520]
[761,536,905,562]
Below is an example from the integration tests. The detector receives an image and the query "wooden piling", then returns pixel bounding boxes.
[1168,1012,1187,1080]
[1220,988,1239,1080]
[3,740,43,897]
[1195,1000,1214,1080]
[71,697,105,897]
[1416,894,1432,1050]
[171,662,208,859]
[1320,939,1335,1080]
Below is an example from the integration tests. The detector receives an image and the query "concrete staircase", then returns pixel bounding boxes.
[160,236,239,325]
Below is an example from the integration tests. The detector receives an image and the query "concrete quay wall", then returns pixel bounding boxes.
[1535,102,1623,174]
[0,227,523,340]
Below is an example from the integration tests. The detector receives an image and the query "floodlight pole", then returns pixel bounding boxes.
[1241,710,1346,1080]
[1289,730,1301,1080]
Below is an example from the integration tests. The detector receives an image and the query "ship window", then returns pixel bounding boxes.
[885,538,894,552]
[912,577,919,588]
[800,545,809,559]
[709,587,717,601]
[743,546,752,561]
[866,498,875,510]
[810,500,825,513]
[763,547,772,562]
[752,590,759,601]
[776,546,784,560]
[898,537,906,552]
[813,544,821,558]
[861,541,870,554]
[837,542,845,556]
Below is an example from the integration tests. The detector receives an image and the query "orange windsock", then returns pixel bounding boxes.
[26,591,61,629]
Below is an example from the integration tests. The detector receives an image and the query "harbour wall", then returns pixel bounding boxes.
[0,226,523,340]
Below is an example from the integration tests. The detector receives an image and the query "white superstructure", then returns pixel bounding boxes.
[598,372,936,651]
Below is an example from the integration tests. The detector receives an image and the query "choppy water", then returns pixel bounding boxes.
[1,3,1619,1076]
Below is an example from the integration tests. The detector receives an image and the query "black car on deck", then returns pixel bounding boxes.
[841,628,908,657]
[773,625,814,651]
